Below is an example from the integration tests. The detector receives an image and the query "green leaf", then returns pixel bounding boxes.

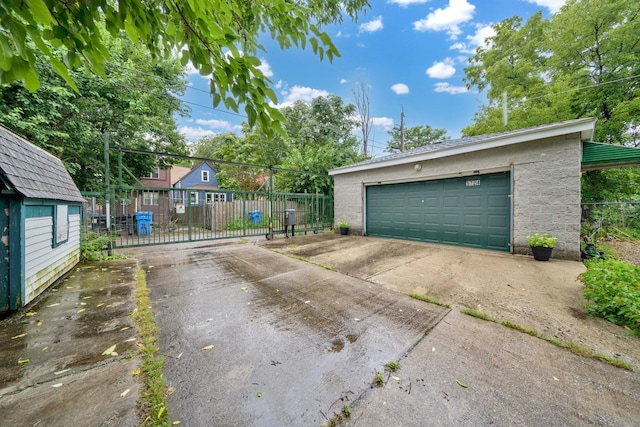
[246,106,257,127]
[23,67,40,91]
[0,36,13,71]
[50,57,78,92]
[25,0,53,25]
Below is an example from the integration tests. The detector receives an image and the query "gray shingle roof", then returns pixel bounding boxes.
[331,118,597,173]
[0,125,84,203]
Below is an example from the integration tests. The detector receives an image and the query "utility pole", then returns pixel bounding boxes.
[400,105,405,152]
[502,91,508,126]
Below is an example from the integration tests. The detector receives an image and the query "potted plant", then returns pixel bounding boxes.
[527,233,557,261]
[337,220,349,235]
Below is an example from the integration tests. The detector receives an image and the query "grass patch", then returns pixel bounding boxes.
[132,268,171,426]
[407,292,451,308]
[459,307,499,322]
[384,360,400,372]
[460,307,635,371]
[501,320,538,337]
[374,370,384,386]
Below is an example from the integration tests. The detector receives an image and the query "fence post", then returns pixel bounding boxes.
[268,167,274,240]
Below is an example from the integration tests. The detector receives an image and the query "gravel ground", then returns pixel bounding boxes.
[604,239,640,266]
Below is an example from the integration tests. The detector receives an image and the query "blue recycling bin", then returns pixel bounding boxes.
[248,210,262,225]
[135,211,153,236]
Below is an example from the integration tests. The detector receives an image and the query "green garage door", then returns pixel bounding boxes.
[366,172,511,251]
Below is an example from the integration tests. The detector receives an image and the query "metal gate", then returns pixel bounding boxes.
[82,186,333,248]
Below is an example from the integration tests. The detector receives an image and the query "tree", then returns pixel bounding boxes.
[385,125,449,153]
[191,96,363,194]
[0,33,188,190]
[352,79,372,156]
[275,95,365,195]
[192,133,272,191]
[462,0,640,144]
[0,0,370,136]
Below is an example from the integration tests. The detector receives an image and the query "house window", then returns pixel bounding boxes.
[205,193,226,203]
[147,168,160,179]
[143,192,159,206]
[190,192,199,205]
[201,170,209,182]
[54,204,69,247]
[174,191,184,204]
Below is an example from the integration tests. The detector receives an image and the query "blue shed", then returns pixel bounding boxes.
[0,125,85,314]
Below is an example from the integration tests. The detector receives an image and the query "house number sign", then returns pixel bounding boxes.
[466,179,481,187]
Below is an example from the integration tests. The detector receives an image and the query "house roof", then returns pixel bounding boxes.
[174,161,217,188]
[329,118,597,176]
[0,125,84,203]
[170,166,192,185]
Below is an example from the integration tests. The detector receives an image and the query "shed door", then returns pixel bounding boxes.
[366,172,511,251]
[0,196,9,313]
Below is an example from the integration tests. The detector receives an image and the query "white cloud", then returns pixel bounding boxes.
[359,16,384,33]
[388,0,429,7]
[426,58,456,79]
[275,80,284,90]
[524,0,565,14]
[275,85,331,108]
[434,82,468,94]
[340,79,348,84]
[372,117,395,130]
[449,24,496,54]
[468,25,496,48]
[179,126,217,141]
[413,0,475,39]
[257,59,273,78]
[184,62,199,76]
[391,83,410,94]
[195,119,234,130]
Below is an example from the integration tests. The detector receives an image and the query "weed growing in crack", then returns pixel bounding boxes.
[384,360,400,372]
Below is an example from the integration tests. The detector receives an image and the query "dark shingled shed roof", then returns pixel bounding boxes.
[0,125,84,203]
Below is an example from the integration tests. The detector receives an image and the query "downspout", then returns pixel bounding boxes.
[510,164,515,254]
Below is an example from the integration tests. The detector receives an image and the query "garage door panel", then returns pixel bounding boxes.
[443,196,460,208]
[366,172,510,251]
[463,213,482,227]
[487,214,508,228]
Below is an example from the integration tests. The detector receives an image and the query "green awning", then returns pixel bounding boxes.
[582,142,640,170]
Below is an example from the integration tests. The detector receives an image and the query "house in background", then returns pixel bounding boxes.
[173,161,233,206]
[136,165,191,223]
[0,125,85,314]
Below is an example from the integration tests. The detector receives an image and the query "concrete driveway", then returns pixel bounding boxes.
[137,235,640,426]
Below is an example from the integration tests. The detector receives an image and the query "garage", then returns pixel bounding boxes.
[366,172,510,251]
[330,118,602,260]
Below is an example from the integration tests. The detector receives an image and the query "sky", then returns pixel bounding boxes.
[177,0,566,157]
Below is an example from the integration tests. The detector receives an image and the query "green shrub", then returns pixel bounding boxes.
[526,233,557,248]
[81,231,111,261]
[580,258,640,333]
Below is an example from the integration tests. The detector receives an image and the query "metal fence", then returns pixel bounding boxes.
[82,186,333,248]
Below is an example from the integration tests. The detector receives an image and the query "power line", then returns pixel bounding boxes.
[522,73,640,102]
